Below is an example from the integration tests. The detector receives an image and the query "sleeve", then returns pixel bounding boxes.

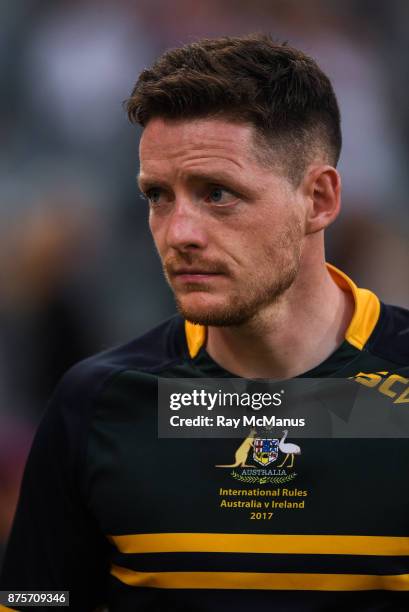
[0,363,113,611]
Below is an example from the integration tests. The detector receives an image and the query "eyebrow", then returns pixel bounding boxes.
[137,175,168,193]
[137,170,245,193]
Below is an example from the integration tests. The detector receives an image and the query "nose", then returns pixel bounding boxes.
[164,198,208,252]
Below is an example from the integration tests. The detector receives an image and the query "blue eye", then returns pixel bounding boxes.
[206,186,236,206]
[209,188,224,203]
[146,188,162,204]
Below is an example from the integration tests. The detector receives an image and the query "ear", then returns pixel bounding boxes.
[303,165,341,235]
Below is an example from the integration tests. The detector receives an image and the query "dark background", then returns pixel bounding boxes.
[1,0,408,564]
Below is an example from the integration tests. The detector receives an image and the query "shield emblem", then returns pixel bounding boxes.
[253,438,279,466]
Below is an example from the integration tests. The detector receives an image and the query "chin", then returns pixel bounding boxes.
[175,293,253,327]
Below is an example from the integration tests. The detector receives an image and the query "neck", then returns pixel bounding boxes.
[206,257,354,379]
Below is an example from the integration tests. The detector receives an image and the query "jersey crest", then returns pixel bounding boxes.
[253,438,279,466]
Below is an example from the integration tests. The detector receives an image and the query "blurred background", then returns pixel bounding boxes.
[1,0,409,564]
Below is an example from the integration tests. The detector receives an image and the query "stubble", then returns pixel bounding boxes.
[165,219,303,327]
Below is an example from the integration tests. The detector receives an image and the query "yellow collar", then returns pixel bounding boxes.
[185,263,380,359]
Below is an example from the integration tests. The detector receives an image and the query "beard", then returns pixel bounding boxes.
[163,221,303,327]
[174,269,298,326]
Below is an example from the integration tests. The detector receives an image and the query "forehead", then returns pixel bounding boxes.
[139,117,260,170]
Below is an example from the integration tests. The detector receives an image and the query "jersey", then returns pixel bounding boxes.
[1,264,409,611]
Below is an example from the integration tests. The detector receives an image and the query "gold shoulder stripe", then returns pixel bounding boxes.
[108,532,409,556]
[185,321,206,358]
[326,263,380,350]
[184,264,381,358]
[111,565,409,591]
[0,605,18,611]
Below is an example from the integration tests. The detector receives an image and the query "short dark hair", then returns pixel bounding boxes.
[126,33,341,185]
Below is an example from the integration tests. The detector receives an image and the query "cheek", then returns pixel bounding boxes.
[219,218,270,258]
[148,215,164,249]
[240,217,301,263]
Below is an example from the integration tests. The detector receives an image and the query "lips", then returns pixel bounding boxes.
[164,257,228,285]
[168,267,224,285]
[172,268,221,275]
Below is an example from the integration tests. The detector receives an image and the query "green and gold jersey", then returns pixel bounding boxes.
[1,264,409,611]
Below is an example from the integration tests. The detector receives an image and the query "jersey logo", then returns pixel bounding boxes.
[215,429,301,484]
[253,438,279,466]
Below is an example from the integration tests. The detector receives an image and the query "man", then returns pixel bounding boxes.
[1,34,409,611]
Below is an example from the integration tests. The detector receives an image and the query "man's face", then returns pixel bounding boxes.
[139,117,306,326]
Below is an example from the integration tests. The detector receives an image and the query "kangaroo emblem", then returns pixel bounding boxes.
[215,428,257,468]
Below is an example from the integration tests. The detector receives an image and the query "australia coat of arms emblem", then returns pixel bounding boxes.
[253,438,279,466]
[215,429,301,484]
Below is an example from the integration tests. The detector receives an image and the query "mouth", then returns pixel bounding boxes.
[169,268,224,284]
